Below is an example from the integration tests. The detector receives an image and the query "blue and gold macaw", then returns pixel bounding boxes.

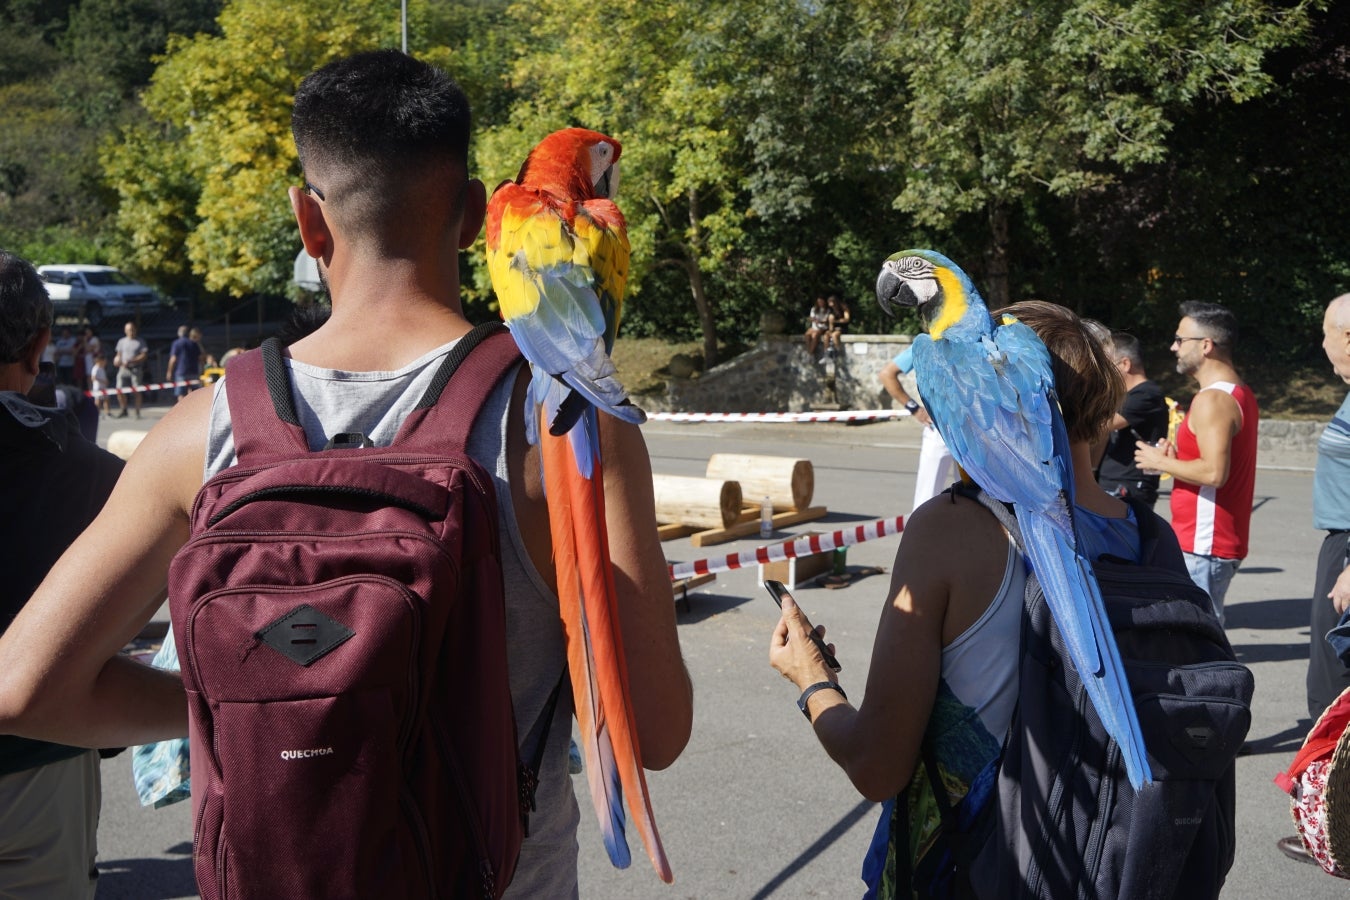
[875,249,1151,789]
[485,128,671,881]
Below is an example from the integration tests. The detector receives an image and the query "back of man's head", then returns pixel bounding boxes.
[1110,331,1146,372]
[0,251,53,364]
[292,51,471,241]
[1180,300,1238,352]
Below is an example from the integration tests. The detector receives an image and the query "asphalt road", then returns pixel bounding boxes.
[88,410,1341,898]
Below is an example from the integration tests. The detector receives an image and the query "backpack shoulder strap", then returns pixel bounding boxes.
[1122,496,1188,573]
[222,323,523,463]
[223,340,309,462]
[393,322,522,454]
[962,486,1024,551]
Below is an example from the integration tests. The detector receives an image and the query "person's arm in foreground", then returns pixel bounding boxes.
[769,498,975,801]
[598,415,693,769]
[1135,390,1239,488]
[0,389,211,748]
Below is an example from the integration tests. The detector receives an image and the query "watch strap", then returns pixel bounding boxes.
[797,681,847,720]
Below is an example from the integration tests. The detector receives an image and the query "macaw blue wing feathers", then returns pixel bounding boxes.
[879,248,1152,790]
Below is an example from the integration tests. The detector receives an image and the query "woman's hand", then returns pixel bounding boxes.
[769,592,837,691]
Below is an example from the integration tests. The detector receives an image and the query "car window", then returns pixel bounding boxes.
[83,271,132,286]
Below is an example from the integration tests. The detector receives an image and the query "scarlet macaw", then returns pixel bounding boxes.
[875,249,1152,789]
[484,127,669,881]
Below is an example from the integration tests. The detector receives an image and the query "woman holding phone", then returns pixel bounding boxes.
[768,301,1138,897]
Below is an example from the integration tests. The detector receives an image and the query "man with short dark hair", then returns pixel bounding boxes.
[0,250,123,897]
[1136,301,1259,623]
[1097,331,1169,508]
[0,52,691,898]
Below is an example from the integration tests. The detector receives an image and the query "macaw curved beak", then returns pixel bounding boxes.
[596,163,619,200]
[876,261,918,315]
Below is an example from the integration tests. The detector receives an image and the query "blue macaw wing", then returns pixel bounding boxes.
[913,323,1063,518]
[914,321,1152,789]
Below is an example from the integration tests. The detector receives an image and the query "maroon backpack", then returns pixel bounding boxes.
[168,323,532,899]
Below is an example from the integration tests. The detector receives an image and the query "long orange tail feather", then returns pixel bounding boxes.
[541,407,671,882]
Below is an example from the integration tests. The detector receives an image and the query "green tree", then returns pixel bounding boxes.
[0,0,222,275]
[474,0,748,365]
[476,0,914,364]
[105,0,392,297]
[58,0,222,129]
[888,0,1322,306]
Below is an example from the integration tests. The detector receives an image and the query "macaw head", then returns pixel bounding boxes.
[875,249,987,340]
[516,127,622,202]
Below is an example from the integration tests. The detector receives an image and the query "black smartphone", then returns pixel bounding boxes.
[764,579,841,672]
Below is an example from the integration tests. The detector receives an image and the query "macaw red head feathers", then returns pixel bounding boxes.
[516,127,622,201]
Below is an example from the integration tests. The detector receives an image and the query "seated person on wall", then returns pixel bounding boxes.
[825,294,851,356]
[805,295,830,358]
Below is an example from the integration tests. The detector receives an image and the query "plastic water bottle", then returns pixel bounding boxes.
[1140,439,1165,476]
[759,496,774,538]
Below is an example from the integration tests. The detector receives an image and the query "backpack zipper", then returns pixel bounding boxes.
[399,785,437,893]
[1028,683,1089,895]
[1080,740,1120,892]
[432,715,499,899]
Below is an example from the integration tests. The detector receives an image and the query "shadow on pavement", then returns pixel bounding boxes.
[1226,598,1308,631]
[97,842,195,898]
[818,511,896,525]
[1242,720,1312,757]
[751,798,875,900]
[1233,642,1310,665]
[676,592,752,624]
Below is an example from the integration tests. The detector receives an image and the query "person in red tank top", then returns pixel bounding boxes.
[1135,302,1259,624]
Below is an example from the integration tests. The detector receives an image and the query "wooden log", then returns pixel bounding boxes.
[705,453,813,511]
[106,429,147,461]
[657,523,700,542]
[652,474,743,529]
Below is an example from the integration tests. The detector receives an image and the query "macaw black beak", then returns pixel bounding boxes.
[595,165,614,199]
[876,263,919,315]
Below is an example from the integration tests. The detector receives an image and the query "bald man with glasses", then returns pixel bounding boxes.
[1135,301,1259,624]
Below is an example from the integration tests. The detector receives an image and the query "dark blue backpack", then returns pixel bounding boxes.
[905,488,1253,900]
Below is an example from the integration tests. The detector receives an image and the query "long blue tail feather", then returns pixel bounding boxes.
[1018,513,1153,789]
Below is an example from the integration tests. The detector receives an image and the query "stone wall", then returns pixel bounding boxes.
[1257,419,1325,454]
[636,334,918,414]
[635,333,1327,453]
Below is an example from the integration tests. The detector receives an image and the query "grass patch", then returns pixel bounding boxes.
[611,337,705,394]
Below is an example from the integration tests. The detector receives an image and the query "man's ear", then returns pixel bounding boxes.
[288,186,331,262]
[458,179,487,250]
[22,327,51,377]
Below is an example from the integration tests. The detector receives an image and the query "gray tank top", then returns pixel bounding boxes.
[204,339,580,897]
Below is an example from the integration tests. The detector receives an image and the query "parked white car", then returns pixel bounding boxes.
[37,264,160,328]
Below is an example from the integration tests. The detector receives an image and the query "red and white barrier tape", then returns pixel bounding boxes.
[87,378,202,398]
[647,409,911,424]
[669,515,904,581]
